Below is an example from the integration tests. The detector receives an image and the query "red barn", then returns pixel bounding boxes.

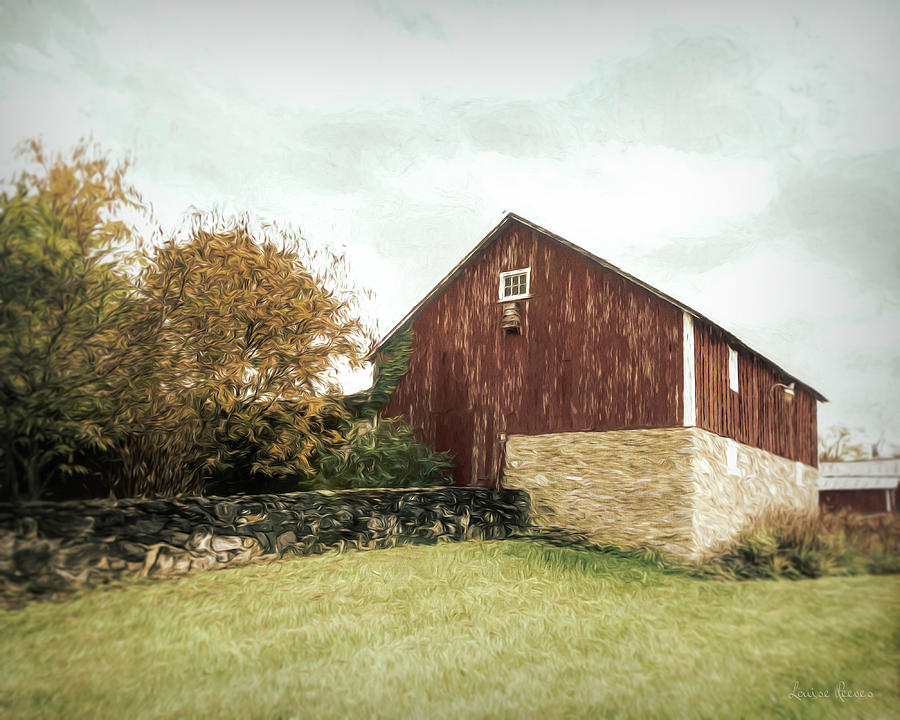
[819,459,899,514]
[376,213,826,559]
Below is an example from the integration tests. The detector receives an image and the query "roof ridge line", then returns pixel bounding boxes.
[373,212,827,402]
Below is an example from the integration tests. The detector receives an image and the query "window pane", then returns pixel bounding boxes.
[728,347,739,392]
[500,271,529,298]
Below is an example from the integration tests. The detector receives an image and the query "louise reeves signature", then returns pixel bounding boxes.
[790,681,874,702]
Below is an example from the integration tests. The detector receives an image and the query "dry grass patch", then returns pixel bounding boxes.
[701,510,900,580]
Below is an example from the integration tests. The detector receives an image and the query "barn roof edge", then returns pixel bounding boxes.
[372,212,827,402]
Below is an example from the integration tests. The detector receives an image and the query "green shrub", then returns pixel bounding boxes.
[310,417,453,490]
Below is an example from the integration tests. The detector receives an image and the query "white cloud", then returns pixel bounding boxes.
[386,143,776,249]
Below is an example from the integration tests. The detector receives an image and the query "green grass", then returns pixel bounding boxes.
[1,539,897,719]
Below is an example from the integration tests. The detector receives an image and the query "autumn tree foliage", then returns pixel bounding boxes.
[818,426,898,463]
[0,140,149,499]
[1,139,450,499]
[111,214,376,496]
[818,426,867,462]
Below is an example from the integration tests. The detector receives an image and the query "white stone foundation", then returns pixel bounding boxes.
[503,427,818,562]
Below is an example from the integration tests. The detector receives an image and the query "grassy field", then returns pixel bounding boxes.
[1,539,897,720]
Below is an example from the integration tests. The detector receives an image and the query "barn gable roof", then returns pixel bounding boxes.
[375,212,827,402]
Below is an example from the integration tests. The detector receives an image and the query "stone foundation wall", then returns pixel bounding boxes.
[0,487,529,598]
[503,428,818,561]
[503,430,697,557]
[689,429,818,558]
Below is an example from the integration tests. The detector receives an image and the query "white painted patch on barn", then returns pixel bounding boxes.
[682,312,696,427]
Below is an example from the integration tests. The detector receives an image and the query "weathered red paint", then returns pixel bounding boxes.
[819,488,897,514]
[381,221,683,485]
[380,216,821,485]
[693,322,819,467]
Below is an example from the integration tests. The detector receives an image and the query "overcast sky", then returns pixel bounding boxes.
[1,0,898,445]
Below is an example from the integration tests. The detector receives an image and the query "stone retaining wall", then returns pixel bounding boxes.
[0,487,529,597]
[503,427,818,561]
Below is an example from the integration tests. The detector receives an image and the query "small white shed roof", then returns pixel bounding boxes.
[818,476,899,491]
[818,459,900,490]
[820,459,900,477]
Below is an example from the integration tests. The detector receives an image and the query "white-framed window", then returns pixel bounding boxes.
[728,346,739,392]
[499,267,531,301]
[726,441,740,475]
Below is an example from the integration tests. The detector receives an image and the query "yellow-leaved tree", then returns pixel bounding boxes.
[0,139,150,499]
[2,137,443,499]
[108,213,377,496]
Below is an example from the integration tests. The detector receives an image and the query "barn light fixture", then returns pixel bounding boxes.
[772,382,795,403]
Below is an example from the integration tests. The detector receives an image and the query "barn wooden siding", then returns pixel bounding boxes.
[693,321,818,467]
[819,489,897,514]
[380,223,683,486]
